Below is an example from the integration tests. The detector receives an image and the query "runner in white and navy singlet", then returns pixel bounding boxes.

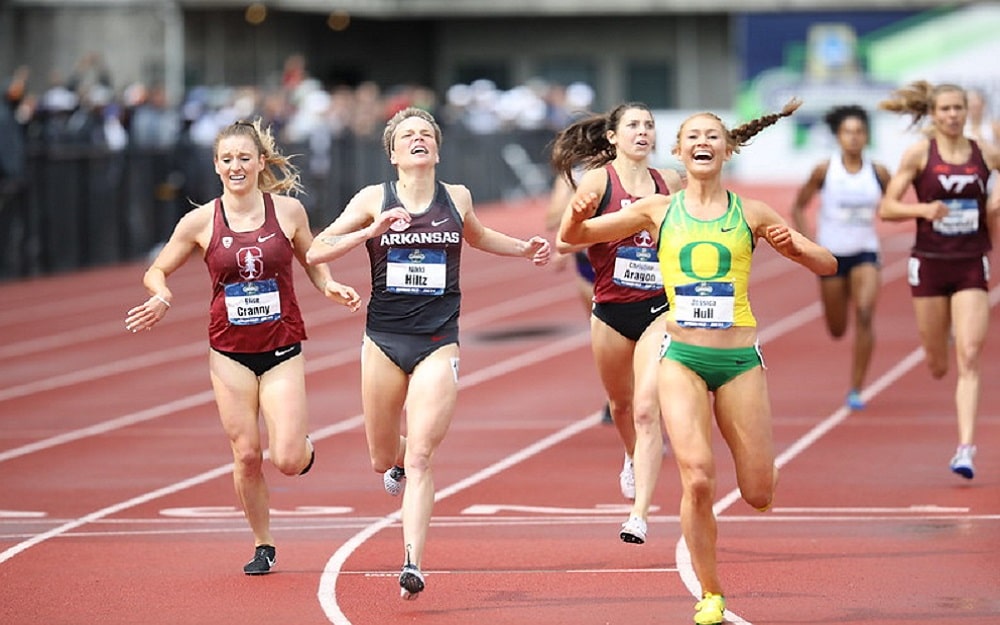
[791,104,892,411]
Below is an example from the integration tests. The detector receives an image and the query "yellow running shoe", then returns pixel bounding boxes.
[693,591,725,625]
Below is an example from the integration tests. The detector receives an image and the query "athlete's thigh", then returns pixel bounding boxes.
[911,295,951,359]
[658,359,714,468]
[405,343,460,453]
[713,366,774,477]
[633,324,665,415]
[361,335,409,453]
[591,315,636,403]
[849,263,880,314]
[258,354,308,452]
[209,349,262,446]
[950,288,990,359]
[819,276,850,335]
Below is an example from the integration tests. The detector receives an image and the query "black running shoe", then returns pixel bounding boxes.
[399,563,425,600]
[243,544,276,575]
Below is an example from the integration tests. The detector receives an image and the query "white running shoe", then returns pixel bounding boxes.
[619,454,635,501]
[619,515,647,544]
[950,445,976,479]
[383,465,406,496]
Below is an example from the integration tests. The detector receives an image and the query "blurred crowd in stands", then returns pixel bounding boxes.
[1,51,595,165]
[0,52,597,278]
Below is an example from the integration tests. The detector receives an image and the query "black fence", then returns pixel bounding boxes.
[0,127,555,281]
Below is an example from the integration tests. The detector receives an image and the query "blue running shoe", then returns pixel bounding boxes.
[846,390,864,411]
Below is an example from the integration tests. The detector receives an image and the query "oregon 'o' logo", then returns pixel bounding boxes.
[678,241,731,280]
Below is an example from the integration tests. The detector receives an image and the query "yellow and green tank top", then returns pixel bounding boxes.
[657,190,756,329]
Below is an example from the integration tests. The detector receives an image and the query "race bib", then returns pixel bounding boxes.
[224,279,281,325]
[386,248,447,295]
[612,246,662,290]
[673,281,734,329]
[833,200,875,227]
[933,199,978,236]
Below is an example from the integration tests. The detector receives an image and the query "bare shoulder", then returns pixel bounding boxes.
[656,167,684,190]
[740,196,782,232]
[978,139,1000,171]
[347,183,387,213]
[577,166,608,190]
[811,159,831,179]
[441,181,471,200]
[175,201,214,236]
[270,193,310,234]
[900,137,931,166]
[442,181,473,215]
[270,193,307,217]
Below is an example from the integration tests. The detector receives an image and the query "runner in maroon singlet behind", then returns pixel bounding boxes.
[550,102,683,545]
[879,80,1000,479]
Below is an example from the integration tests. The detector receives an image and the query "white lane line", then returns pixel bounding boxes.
[0,285,575,463]
[675,280,1000,625]
[317,410,602,624]
[0,329,592,565]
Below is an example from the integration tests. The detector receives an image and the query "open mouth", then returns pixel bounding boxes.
[693,149,713,162]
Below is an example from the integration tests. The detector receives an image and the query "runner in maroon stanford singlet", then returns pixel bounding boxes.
[125,118,361,575]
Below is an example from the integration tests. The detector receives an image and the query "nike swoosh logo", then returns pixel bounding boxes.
[431,218,450,227]
[650,303,669,315]
[720,226,736,233]
[258,233,277,243]
[275,346,295,357]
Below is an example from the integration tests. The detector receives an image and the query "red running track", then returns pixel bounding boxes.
[1,185,998,625]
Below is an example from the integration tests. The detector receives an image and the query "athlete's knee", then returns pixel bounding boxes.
[855,307,875,331]
[608,398,634,423]
[742,466,778,512]
[827,321,848,339]
[231,444,264,475]
[679,463,715,505]
[953,341,984,373]
[370,456,393,474]
[272,455,301,476]
[633,402,658,428]
[271,444,310,476]
[926,358,948,379]
[743,486,773,512]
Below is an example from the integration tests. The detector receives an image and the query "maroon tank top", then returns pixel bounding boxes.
[911,138,991,259]
[588,164,670,304]
[204,193,306,352]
